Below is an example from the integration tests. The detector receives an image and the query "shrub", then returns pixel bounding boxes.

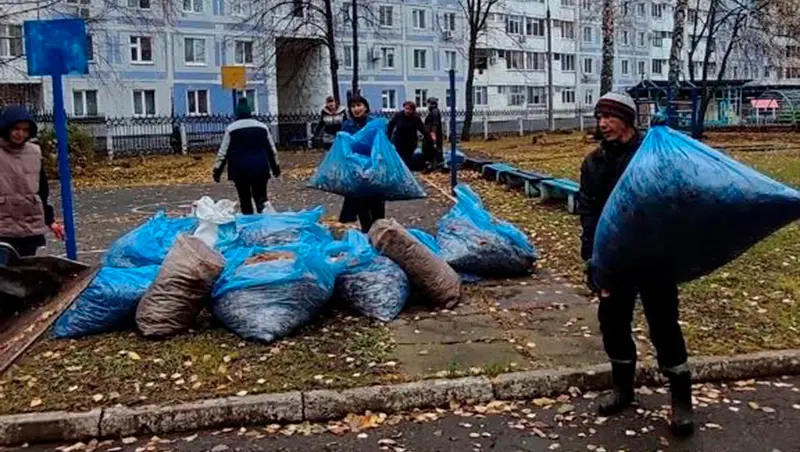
[38,125,96,179]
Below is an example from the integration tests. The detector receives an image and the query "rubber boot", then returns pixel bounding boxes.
[598,362,636,416]
[667,371,695,437]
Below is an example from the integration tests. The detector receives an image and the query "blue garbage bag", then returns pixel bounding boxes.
[235,207,333,247]
[307,118,427,200]
[211,244,340,343]
[53,266,159,338]
[592,125,800,284]
[105,212,198,268]
[438,184,537,277]
[335,230,409,322]
[408,228,482,284]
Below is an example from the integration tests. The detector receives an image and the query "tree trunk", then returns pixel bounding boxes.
[600,0,615,96]
[461,37,477,142]
[324,0,340,104]
[668,0,688,126]
[694,0,719,139]
[351,0,359,95]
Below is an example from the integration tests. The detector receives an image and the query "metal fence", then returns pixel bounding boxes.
[32,108,598,158]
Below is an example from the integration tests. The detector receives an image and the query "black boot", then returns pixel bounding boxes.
[598,362,636,416]
[667,371,695,437]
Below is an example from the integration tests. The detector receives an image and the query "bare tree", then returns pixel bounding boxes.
[668,0,688,124]
[600,0,614,96]
[458,0,502,141]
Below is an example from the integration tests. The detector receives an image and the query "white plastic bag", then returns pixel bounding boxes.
[263,201,277,214]
[192,196,236,248]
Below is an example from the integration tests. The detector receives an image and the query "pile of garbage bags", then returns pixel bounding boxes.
[593,124,800,285]
[307,118,427,200]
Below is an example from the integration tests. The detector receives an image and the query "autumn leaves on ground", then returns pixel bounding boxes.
[1,130,798,416]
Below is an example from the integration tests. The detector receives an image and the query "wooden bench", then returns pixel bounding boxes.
[497,169,552,198]
[540,178,580,214]
[481,163,518,182]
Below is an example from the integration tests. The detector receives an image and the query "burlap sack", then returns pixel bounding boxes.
[368,219,461,308]
[136,235,225,338]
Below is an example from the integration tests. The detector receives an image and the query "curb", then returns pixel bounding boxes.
[1,349,798,446]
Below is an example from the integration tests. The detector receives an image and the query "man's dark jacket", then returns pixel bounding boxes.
[576,133,643,262]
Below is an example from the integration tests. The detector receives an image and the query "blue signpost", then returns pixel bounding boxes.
[24,19,89,260]
[448,69,458,191]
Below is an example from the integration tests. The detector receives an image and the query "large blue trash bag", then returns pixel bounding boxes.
[211,244,340,343]
[592,125,800,284]
[53,266,159,338]
[105,212,198,268]
[335,230,409,322]
[307,118,427,200]
[408,228,482,284]
[235,207,333,247]
[438,184,537,277]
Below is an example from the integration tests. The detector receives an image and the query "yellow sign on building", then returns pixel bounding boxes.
[221,66,246,90]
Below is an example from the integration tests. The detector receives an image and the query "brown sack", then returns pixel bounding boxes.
[368,218,461,308]
[136,234,225,338]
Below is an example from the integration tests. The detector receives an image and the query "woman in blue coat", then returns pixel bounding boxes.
[338,95,385,232]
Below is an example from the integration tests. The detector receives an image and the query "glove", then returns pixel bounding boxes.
[272,166,281,178]
[212,167,222,183]
[584,260,602,294]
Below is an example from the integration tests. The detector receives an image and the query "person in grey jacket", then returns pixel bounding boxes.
[313,96,347,150]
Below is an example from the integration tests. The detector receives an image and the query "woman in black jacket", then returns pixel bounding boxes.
[388,101,428,169]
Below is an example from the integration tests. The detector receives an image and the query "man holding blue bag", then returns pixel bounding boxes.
[578,92,694,437]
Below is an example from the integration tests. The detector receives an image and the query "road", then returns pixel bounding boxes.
[17,376,800,452]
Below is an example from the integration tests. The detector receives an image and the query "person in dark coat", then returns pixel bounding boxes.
[313,96,347,150]
[0,106,65,257]
[578,92,694,437]
[423,97,444,171]
[338,95,385,233]
[387,101,428,169]
[212,99,281,215]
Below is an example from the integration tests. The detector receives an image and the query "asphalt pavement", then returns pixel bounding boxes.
[17,376,800,452]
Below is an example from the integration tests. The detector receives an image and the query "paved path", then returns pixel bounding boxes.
[20,376,800,452]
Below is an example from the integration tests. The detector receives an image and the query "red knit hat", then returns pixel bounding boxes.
[595,92,637,125]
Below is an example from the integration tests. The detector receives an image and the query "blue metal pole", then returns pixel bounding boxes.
[51,74,77,260]
[690,87,699,136]
[232,90,238,113]
[448,69,457,191]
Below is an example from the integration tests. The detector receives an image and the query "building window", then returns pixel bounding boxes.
[412,9,427,29]
[415,89,428,106]
[230,0,252,17]
[508,86,525,106]
[187,89,209,115]
[413,49,427,69]
[506,50,525,70]
[127,0,150,8]
[652,31,668,48]
[637,2,645,16]
[559,21,575,40]
[184,37,207,64]
[583,57,593,74]
[561,89,576,104]
[527,86,545,105]
[86,34,94,61]
[132,89,156,116]
[621,59,630,75]
[0,24,23,58]
[506,15,522,35]
[526,52,546,71]
[581,0,592,10]
[652,3,663,18]
[621,30,630,46]
[526,18,545,36]
[379,6,393,27]
[652,59,664,74]
[235,89,257,112]
[235,40,253,65]
[583,26,592,43]
[444,50,457,70]
[382,89,397,109]
[584,89,594,106]
[130,36,153,63]
[343,45,353,68]
[560,53,575,71]
[638,31,645,47]
[474,86,488,105]
[182,0,203,13]
[638,60,646,76]
[380,47,395,69]
[73,90,98,117]
[561,0,576,6]
[442,12,456,31]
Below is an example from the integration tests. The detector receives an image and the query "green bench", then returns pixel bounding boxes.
[540,178,580,214]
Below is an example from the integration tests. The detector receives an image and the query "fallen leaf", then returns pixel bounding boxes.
[127,351,141,361]
[92,394,104,402]
[183,434,198,442]
[356,433,368,439]
[748,401,761,410]
[210,445,230,452]
[121,437,137,445]
[29,398,42,408]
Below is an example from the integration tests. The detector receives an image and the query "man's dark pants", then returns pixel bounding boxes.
[234,177,269,215]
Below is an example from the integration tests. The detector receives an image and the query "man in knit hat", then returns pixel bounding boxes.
[213,98,281,214]
[578,91,694,437]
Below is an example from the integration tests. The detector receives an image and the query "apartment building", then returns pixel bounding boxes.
[0,0,789,117]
